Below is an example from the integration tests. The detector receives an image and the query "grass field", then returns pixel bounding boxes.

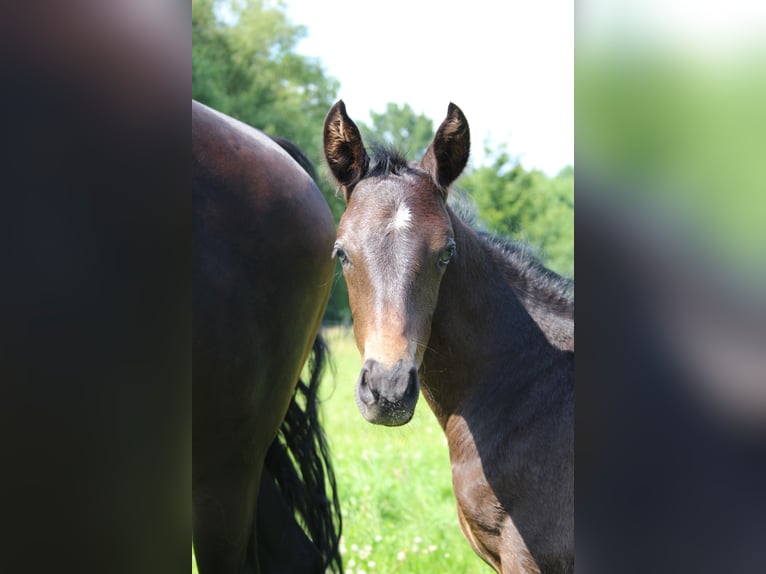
[193,325,492,573]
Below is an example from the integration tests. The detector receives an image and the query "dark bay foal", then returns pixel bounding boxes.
[323,101,573,573]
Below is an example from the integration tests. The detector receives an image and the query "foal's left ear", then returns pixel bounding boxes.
[420,103,470,196]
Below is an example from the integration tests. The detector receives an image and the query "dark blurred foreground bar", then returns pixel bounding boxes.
[0,2,190,573]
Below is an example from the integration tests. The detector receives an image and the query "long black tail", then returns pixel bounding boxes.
[264,334,343,572]
[263,138,341,571]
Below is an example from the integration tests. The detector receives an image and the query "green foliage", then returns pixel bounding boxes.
[459,147,574,278]
[358,103,435,161]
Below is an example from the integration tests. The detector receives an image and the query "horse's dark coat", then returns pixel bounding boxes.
[193,100,341,574]
[323,100,574,573]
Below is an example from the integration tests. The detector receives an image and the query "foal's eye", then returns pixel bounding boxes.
[332,244,349,266]
[439,243,456,266]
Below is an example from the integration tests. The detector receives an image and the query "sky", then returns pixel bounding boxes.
[280,0,573,175]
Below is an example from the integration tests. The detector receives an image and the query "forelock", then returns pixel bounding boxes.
[366,143,415,178]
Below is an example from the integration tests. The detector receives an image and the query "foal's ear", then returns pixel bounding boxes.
[323,100,370,202]
[420,103,470,196]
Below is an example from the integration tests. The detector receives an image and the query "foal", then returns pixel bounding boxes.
[323,101,573,573]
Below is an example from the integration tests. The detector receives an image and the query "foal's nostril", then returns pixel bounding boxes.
[357,367,377,405]
[404,368,419,402]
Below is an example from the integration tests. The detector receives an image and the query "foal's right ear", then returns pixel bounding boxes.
[323,100,369,202]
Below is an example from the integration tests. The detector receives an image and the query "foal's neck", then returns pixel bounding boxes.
[421,210,563,429]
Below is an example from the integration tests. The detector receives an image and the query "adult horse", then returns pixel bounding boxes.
[193,100,342,574]
[323,101,573,573]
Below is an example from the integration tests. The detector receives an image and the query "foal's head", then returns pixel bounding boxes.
[323,101,470,426]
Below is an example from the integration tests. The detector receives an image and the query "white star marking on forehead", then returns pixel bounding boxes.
[390,203,412,231]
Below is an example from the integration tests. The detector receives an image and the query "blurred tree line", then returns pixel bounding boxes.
[193,0,573,322]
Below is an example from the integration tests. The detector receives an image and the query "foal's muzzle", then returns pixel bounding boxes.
[355,358,419,426]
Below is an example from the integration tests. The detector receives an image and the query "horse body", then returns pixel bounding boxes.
[323,100,573,573]
[193,100,340,573]
[425,209,574,573]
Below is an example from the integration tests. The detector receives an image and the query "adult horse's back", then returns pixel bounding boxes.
[193,100,340,573]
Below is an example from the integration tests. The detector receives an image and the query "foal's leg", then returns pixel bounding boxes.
[456,501,541,574]
[499,517,541,574]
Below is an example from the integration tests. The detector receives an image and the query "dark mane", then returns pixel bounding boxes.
[478,231,574,351]
[481,232,574,316]
[446,189,574,350]
[447,189,573,319]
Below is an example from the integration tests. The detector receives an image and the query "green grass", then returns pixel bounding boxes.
[193,326,491,573]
